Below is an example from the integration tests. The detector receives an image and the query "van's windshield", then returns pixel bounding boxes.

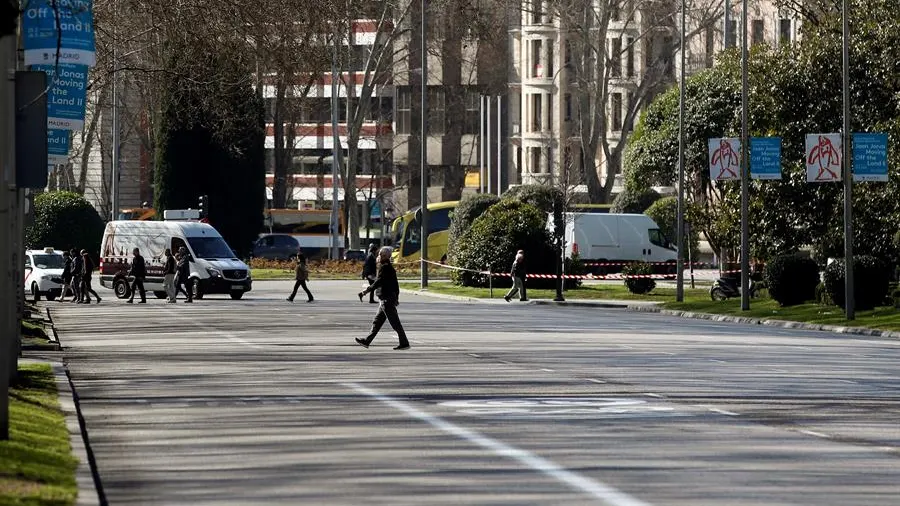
[187,237,236,259]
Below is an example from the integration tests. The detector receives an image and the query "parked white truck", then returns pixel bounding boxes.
[550,213,677,273]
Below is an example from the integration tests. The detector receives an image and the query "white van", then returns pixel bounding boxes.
[100,221,252,300]
[550,213,677,272]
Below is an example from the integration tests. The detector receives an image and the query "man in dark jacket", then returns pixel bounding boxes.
[126,247,147,303]
[163,248,177,303]
[69,248,83,303]
[361,243,378,303]
[174,246,193,303]
[80,249,102,304]
[60,250,73,302]
[355,246,410,350]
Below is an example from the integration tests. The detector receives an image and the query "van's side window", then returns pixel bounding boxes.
[172,237,188,254]
[648,229,668,248]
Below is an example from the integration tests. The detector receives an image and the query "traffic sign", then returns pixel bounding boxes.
[708,138,741,181]
[852,133,888,182]
[750,137,781,180]
[805,133,842,182]
[30,63,88,130]
[22,0,97,67]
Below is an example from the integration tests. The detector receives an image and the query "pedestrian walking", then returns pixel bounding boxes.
[286,251,314,302]
[361,243,378,304]
[79,250,102,304]
[355,246,410,350]
[60,250,73,302]
[504,250,528,302]
[174,246,193,303]
[126,247,147,304]
[69,248,83,303]
[163,248,177,303]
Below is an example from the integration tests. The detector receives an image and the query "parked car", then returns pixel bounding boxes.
[343,249,367,261]
[24,247,66,302]
[252,234,301,261]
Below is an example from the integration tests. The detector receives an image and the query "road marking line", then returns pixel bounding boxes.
[643,393,662,398]
[587,379,607,384]
[468,353,480,358]
[346,382,652,506]
[708,408,739,416]
[798,429,830,439]
[541,368,555,372]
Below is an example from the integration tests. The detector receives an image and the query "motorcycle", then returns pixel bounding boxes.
[710,275,760,301]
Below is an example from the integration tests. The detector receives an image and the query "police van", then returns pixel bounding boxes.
[100,218,252,300]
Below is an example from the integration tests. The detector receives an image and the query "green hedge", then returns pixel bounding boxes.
[25,192,104,259]
[450,200,555,288]
[823,256,890,310]
[611,188,661,214]
[447,193,500,258]
[765,253,820,306]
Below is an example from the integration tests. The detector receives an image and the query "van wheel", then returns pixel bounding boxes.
[31,283,40,303]
[192,280,204,300]
[229,291,244,300]
[113,278,130,299]
[153,291,167,299]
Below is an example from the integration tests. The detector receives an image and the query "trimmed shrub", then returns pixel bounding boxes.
[25,191,104,259]
[447,193,500,256]
[450,200,555,288]
[623,261,656,294]
[611,188,661,214]
[823,256,890,310]
[502,184,565,215]
[764,253,820,306]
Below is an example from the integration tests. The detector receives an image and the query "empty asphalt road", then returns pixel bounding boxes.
[48,280,900,505]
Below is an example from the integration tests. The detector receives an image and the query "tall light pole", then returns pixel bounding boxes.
[675,0,686,302]
[329,35,341,260]
[842,0,854,319]
[420,0,429,288]
[110,0,119,221]
[739,0,750,310]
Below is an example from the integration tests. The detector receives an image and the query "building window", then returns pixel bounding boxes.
[530,93,542,132]
[564,93,572,121]
[726,20,737,48]
[531,39,543,77]
[751,20,765,46]
[464,91,479,134]
[428,87,445,134]
[396,87,411,134]
[610,0,621,21]
[610,38,622,77]
[779,19,792,44]
[547,39,554,77]
[530,147,541,173]
[610,93,622,131]
[625,37,635,77]
[531,0,543,24]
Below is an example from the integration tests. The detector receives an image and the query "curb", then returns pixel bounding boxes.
[400,288,659,309]
[46,362,101,506]
[629,306,900,339]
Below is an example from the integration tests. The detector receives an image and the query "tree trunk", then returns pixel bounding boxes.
[343,138,360,249]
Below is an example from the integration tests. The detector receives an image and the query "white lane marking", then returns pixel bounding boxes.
[643,393,663,398]
[541,368,555,373]
[798,429,830,439]
[708,408,739,416]
[346,382,652,506]
[836,379,857,384]
[164,308,266,349]
[468,353,480,358]
[588,379,607,384]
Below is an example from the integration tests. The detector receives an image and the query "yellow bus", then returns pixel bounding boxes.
[391,201,458,263]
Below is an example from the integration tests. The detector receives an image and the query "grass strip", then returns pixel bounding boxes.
[403,281,709,301]
[0,363,78,506]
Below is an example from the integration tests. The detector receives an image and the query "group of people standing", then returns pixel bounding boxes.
[125,246,195,304]
[60,248,102,304]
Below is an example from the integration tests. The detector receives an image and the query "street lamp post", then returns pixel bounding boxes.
[739,0,750,311]
[842,0,855,319]
[420,0,429,289]
[675,0,686,302]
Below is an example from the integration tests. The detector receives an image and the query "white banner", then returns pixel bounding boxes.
[805,133,842,182]
[708,138,741,181]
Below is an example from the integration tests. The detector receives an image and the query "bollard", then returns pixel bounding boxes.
[488,269,493,298]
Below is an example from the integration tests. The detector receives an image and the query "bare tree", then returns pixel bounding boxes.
[545,0,723,203]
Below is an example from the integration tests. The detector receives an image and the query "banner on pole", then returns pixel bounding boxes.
[852,132,888,182]
[750,137,781,180]
[805,133,842,182]
[30,63,88,130]
[708,138,741,181]
[48,129,71,165]
[22,0,97,67]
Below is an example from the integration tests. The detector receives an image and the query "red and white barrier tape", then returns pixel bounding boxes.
[420,260,675,280]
